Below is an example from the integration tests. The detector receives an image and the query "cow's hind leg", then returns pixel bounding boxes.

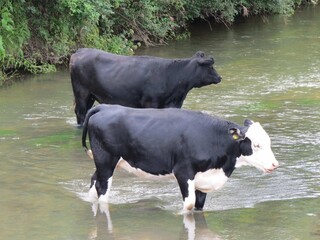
[96,158,119,203]
[90,144,119,203]
[74,89,95,126]
[88,171,99,201]
[195,190,207,211]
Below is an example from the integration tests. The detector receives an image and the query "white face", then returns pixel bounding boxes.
[236,122,279,173]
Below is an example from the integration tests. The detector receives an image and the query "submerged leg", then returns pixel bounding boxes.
[175,170,196,212]
[88,171,98,201]
[90,138,119,203]
[194,190,207,211]
[94,157,118,203]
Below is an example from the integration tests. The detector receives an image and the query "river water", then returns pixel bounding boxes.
[0,5,319,240]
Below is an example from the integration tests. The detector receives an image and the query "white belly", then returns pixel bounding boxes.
[117,159,228,192]
[194,168,229,193]
[116,158,174,180]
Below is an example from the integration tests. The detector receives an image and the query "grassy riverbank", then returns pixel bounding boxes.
[0,0,318,85]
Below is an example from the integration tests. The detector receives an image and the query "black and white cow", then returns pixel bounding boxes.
[82,104,278,211]
[70,48,221,125]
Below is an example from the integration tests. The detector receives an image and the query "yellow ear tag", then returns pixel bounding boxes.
[232,134,239,140]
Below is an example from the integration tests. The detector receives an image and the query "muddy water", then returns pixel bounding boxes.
[0,5,320,240]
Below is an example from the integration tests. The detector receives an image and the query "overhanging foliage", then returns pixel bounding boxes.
[0,0,317,84]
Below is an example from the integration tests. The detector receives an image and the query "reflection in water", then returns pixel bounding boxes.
[89,203,113,239]
[182,212,222,240]
[89,202,222,240]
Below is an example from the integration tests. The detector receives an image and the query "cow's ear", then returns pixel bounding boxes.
[229,128,245,141]
[194,51,205,58]
[198,57,214,66]
[244,119,254,126]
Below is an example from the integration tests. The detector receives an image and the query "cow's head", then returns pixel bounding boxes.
[230,120,279,173]
[192,51,222,87]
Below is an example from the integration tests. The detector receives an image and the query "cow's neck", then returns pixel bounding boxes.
[166,59,196,90]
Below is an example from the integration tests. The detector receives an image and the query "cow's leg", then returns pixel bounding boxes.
[194,190,207,211]
[175,172,196,212]
[88,171,98,201]
[95,157,118,203]
[74,90,95,126]
[90,170,98,189]
[90,142,119,203]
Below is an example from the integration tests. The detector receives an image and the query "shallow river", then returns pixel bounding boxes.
[1,5,320,240]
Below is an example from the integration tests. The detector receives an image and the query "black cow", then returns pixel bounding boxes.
[70,48,221,125]
[82,104,278,211]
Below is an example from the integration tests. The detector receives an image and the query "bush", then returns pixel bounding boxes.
[0,0,316,85]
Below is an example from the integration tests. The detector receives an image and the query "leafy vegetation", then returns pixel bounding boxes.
[0,0,317,85]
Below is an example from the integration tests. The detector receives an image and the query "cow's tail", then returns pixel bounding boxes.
[82,106,101,160]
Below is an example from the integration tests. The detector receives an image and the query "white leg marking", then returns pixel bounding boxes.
[183,179,196,212]
[98,177,113,203]
[88,180,98,202]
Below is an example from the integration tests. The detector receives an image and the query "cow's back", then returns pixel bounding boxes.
[70,49,170,105]
[70,48,124,76]
[70,48,163,72]
[87,105,238,162]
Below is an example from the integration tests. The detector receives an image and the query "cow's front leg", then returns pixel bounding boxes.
[195,190,207,211]
[175,172,196,212]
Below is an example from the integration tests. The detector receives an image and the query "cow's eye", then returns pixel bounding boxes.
[254,144,261,149]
